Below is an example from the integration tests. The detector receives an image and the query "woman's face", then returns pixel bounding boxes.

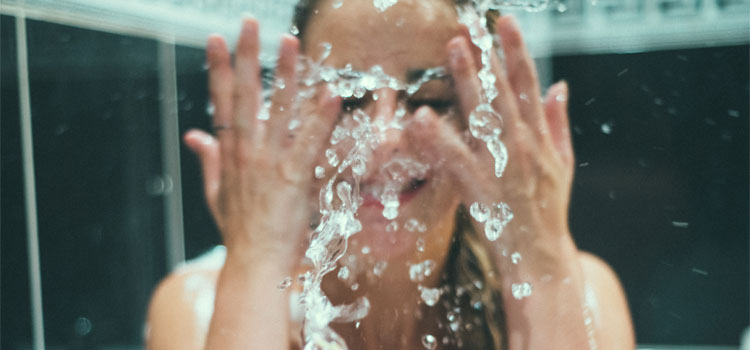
[303,0,465,268]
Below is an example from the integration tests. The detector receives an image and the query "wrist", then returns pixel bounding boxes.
[497,229,580,282]
[223,240,300,275]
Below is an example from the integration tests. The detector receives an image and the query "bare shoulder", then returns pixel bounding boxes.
[577,251,636,349]
[146,246,226,350]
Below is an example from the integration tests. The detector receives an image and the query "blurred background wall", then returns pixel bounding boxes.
[1,0,748,348]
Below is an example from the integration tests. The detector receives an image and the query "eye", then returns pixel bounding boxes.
[406,99,455,115]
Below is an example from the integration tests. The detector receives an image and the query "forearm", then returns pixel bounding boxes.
[499,233,594,350]
[205,250,294,350]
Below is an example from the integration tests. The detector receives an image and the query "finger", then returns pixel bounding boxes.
[406,107,489,203]
[206,35,235,164]
[233,18,263,153]
[184,129,221,219]
[496,15,546,135]
[456,25,483,72]
[447,36,515,161]
[292,87,342,171]
[544,81,574,170]
[267,34,300,148]
[447,36,482,123]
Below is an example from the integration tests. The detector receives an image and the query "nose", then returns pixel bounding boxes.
[366,88,408,172]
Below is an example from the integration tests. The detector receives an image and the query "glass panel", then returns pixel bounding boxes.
[26,20,166,348]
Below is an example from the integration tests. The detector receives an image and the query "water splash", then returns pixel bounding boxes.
[409,259,436,282]
[511,282,533,299]
[421,334,437,349]
[470,201,513,241]
[419,286,441,306]
[373,0,398,12]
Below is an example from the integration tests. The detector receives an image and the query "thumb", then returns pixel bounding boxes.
[184,129,221,217]
[406,107,487,203]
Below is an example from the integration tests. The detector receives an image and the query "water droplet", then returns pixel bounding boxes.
[420,287,440,306]
[361,246,371,254]
[556,2,568,12]
[288,119,300,130]
[484,218,503,241]
[409,260,436,282]
[600,123,612,134]
[274,77,286,90]
[332,0,343,8]
[470,202,490,223]
[278,277,292,290]
[326,149,339,166]
[672,221,689,228]
[405,218,426,232]
[351,283,359,291]
[74,317,92,336]
[257,100,271,120]
[352,157,366,177]
[511,282,533,300]
[385,221,398,232]
[373,0,398,12]
[290,25,299,35]
[315,166,325,179]
[206,102,215,116]
[416,237,425,252]
[511,252,522,264]
[421,334,437,349]
[486,138,508,178]
[338,266,350,281]
[446,311,457,322]
[372,261,388,277]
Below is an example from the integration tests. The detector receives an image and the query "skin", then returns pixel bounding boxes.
[146,0,635,349]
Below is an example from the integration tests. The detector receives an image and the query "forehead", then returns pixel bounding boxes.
[303,0,461,80]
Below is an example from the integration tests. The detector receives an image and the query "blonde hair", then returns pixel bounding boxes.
[446,206,507,349]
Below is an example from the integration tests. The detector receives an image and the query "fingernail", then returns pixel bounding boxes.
[206,35,219,50]
[557,80,569,103]
[242,17,257,35]
[503,15,519,29]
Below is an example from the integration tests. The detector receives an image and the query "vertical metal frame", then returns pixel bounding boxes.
[15,3,46,349]
[158,37,186,270]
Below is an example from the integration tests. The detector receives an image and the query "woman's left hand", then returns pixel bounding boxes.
[408,15,576,275]
[407,14,599,350]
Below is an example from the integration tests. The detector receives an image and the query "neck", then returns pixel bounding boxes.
[320,255,449,350]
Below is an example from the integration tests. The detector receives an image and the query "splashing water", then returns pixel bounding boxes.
[409,259,436,283]
[405,218,427,232]
[421,334,437,349]
[511,282,533,299]
[419,286,441,306]
[470,201,514,241]
[287,1,568,347]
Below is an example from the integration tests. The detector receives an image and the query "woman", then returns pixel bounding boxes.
[147,0,634,349]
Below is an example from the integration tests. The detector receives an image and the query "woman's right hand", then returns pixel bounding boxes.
[184,18,341,266]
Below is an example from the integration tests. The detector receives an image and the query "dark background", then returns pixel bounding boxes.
[2,15,748,348]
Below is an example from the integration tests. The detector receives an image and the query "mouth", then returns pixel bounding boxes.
[360,177,428,208]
